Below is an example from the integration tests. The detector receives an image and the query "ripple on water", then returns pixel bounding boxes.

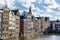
[34,35,60,40]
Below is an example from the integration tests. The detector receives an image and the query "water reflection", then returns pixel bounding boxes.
[34,35,60,40]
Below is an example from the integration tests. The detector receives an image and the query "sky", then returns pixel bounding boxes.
[0,0,60,20]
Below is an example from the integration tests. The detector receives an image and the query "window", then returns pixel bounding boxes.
[0,23,1,25]
[0,29,1,32]
[27,28,31,31]
[27,24,31,27]
[0,18,1,21]
[0,14,1,16]
[2,28,4,31]
[41,26,43,29]
[9,29,12,32]
[27,16,31,18]
[4,34,6,37]
[3,22,8,25]
[9,33,12,37]
[0,34,1,37]
[6,27,8,31]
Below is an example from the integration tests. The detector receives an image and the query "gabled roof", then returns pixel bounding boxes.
[20,15,25,19]
[11,9,18,15]
[11,9,20,16]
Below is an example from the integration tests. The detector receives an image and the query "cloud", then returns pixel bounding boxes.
[53,16,60,20]
[18,0,36,8]
[40,14,53,17]
[32,10,53,18]
[31,4,35,10]
[5,0,15,9]
[48,0,60,8]
[43,0,52,5]
[0,0,5,4]
[0,0,60,20]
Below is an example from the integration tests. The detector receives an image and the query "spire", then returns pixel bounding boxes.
[5,4,8,8]
[29,6,31,13]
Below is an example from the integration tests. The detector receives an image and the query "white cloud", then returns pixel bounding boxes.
[53,16,60,20]
[31,4,35,10]
[56,11,60,15]
[44,0,52,4]
[0,0,15,9]
[47,9,52,13]
[46,0,60,8]
[5,0,15,8]
[45,8,53,13]
[36,7,40,12]
[33,10,53,18]
[32,11,40,17]
[51,0,60,8]
[31,4,41,13]
[0,0,5,4]
[0,0,60,20]
[19,10,23,15]
[19,0,36,2]
[33,7,40,13]
[42,0,60,14]
[18,0,36,8]
[40,14,53,17]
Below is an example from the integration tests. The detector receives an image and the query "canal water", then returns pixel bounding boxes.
[34,34,60,40]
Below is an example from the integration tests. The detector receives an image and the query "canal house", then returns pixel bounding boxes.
[52,19,60,32]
